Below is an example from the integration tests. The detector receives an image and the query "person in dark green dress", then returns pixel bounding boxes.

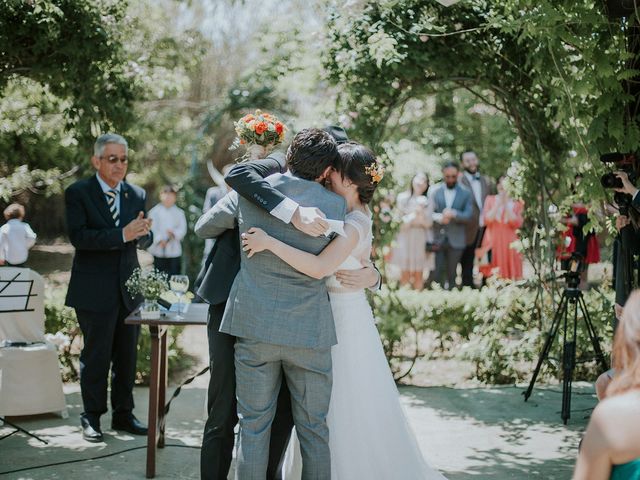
[574,290,640,479]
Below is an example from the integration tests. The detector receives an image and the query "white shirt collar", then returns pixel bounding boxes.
[96,173,122,194]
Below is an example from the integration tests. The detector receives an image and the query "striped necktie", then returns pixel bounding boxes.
[105,189,120,226]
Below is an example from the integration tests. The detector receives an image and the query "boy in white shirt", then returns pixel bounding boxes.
[0,203,37,267]
[147,186,187,276]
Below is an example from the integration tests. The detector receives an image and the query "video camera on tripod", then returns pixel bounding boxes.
[559,252,584,290]
[524,251,608,424]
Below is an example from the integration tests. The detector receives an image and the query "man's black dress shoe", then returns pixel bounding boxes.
[111,413,148,435]
[81,415,103,442]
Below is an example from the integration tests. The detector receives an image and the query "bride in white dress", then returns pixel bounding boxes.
[242,142,446,480]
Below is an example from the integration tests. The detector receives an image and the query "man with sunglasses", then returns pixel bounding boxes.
[65,133,153,442]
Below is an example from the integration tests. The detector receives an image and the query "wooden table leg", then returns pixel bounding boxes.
[146,325,165,479]
[158,329,168,448]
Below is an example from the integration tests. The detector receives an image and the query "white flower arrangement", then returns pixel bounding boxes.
[45,332,71,351]
[126,267,169,301]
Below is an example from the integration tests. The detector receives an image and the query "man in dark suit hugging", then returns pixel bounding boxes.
[65,133,153,442]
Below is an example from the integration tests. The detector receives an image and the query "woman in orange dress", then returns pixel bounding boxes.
[477,175,524,280]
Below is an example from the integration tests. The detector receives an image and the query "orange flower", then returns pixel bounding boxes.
[240,139,246,145]
[275,122,284,135]
[255,122,268,135]
[365,163,385,183]
[242,114,255,122]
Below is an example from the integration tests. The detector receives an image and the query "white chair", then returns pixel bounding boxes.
[0,267,66,417]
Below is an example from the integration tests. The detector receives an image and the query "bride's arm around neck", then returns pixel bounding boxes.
[245,223,361,279]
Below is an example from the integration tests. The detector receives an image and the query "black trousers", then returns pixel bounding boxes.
[428,240,464,290]
[153,256,181,277]
[201,303,294,480]
[460,242,476,288]
[460,229,483,288]
[75,295,140,419]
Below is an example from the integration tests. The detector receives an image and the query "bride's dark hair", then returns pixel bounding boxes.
[337,142,380,204]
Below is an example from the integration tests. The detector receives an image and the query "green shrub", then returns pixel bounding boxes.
[135,325,194,384]
[463,281,613,384]
[44,301,80,382]
[373,281,614,384]
[45,298,193,385]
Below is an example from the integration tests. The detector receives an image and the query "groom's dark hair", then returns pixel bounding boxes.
[286,128,341,181]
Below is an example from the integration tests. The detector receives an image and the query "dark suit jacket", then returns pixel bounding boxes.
[431,183,473,250]
[459,172,494,245]
[65,175,152,313]
[197,152,287,306]
[614,193,640,306]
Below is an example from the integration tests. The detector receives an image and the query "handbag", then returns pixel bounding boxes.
[425,240,441,253]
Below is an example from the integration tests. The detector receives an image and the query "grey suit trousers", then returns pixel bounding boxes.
[235,338,332,480]
[429,239,464,290]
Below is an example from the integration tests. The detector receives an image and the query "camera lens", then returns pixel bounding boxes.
[601,173,623,189]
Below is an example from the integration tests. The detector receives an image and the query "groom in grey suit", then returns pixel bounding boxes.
[195,128,346,479]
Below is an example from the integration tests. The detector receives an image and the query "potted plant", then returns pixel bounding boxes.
[125,267,169,320]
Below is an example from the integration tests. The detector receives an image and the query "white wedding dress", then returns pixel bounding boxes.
[282,209,446,480]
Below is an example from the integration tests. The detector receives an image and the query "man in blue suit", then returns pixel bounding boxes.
[65,133,153,442]
[427,161,473,290]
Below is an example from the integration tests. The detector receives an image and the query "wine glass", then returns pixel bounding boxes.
[169,275,189,319]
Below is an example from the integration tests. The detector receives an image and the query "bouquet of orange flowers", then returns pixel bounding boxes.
[233,110,287,148]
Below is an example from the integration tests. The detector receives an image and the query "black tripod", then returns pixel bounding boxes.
[523,270,608,424]
[0,416,48,444]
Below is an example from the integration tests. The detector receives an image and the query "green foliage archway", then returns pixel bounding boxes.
[324,0,638,277]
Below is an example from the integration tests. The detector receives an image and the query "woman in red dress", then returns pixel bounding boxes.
[477,175,524,280]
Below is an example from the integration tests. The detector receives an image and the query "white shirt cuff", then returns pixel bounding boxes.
[271,197,299,224]
[122,229,127,243]
[324,219,347,237]
[368,271,382,292]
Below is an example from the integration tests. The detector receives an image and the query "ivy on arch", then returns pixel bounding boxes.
[324,0,638,278]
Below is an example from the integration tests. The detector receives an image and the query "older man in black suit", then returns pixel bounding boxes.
[65,133,153,442]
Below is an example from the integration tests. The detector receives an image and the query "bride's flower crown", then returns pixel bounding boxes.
[365,162,385,184]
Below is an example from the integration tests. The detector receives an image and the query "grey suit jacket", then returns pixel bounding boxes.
[195,173,347,349]
[459,173,494,244]
[431,183,473,250]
